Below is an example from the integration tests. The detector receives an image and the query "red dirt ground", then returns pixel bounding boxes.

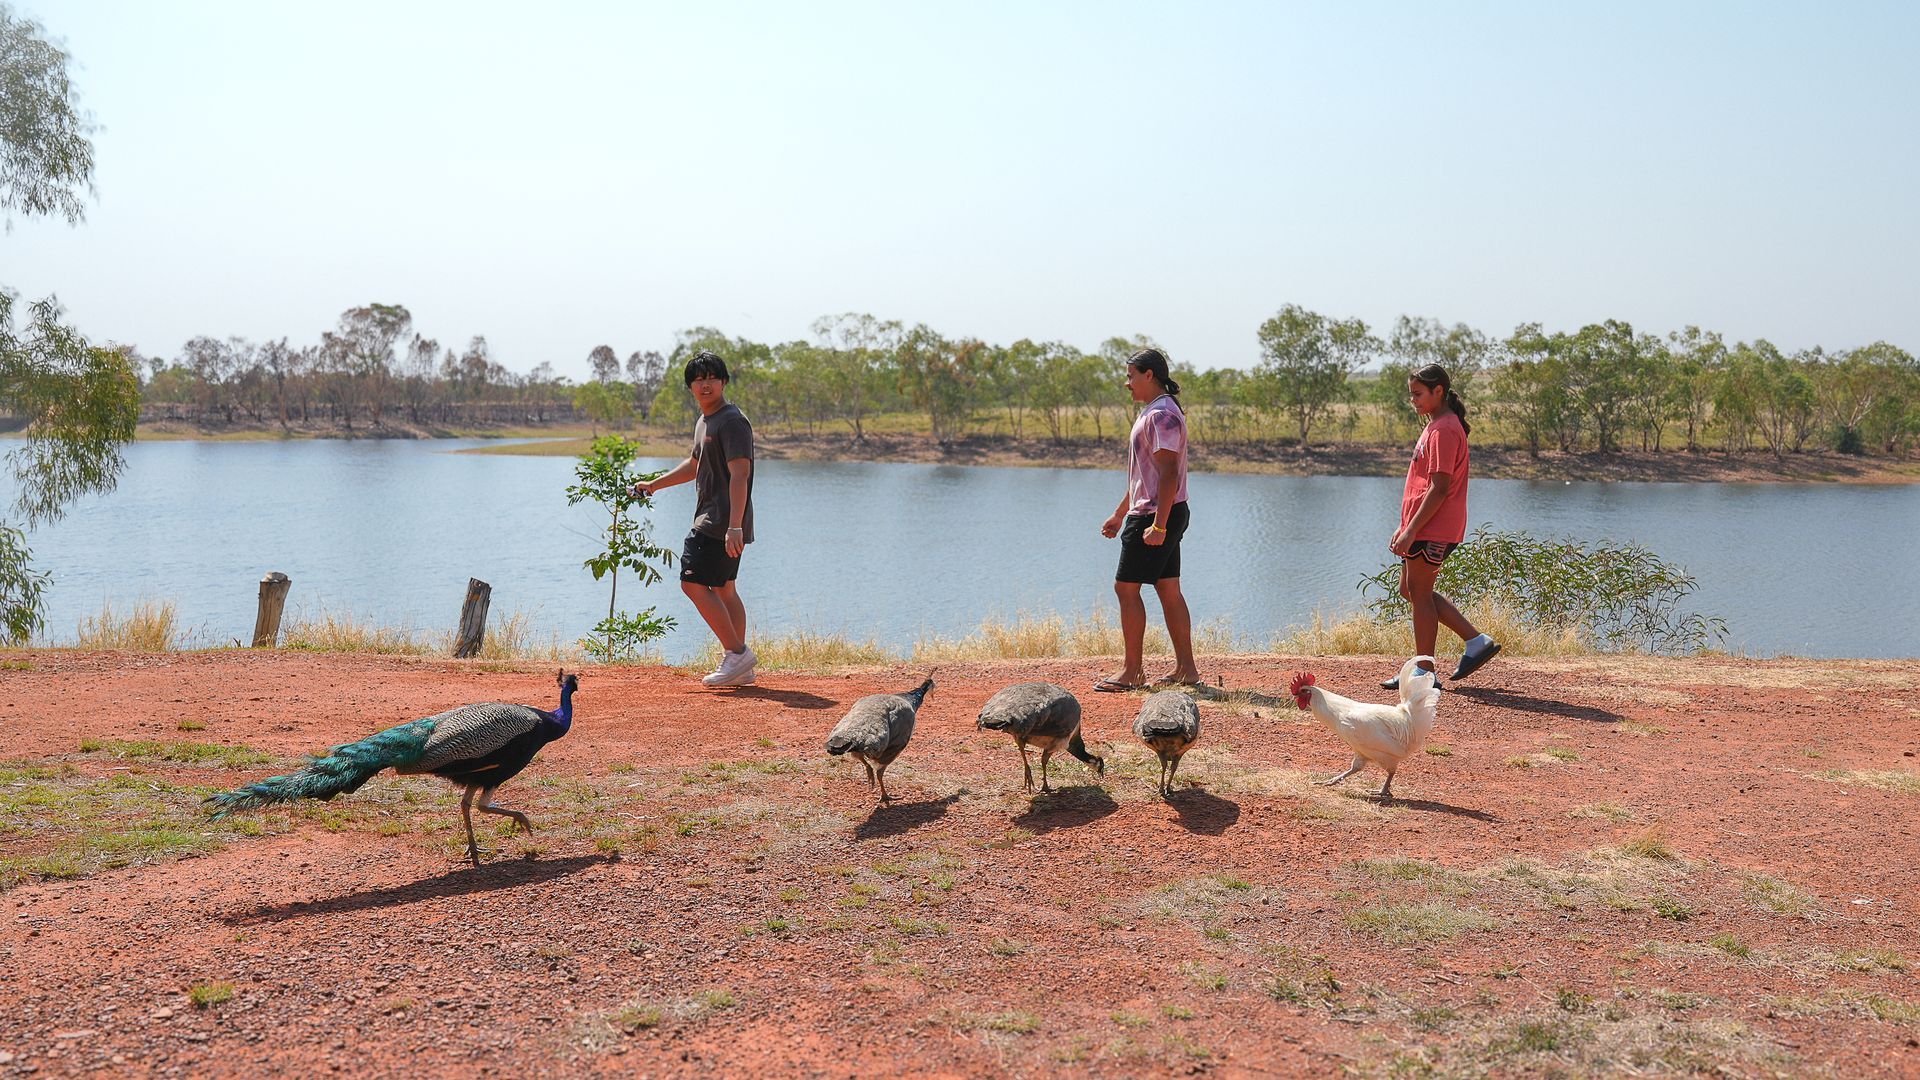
[2,650,1917,1077]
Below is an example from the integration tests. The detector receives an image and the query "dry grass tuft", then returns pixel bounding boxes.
[282,609,432,655]
[74,600,181,651]
[436,607,580,662]
[1812,769,1920,794]
[1267,601,1586,657]
[693,630,896,671]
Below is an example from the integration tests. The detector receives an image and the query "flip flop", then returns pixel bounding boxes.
[1450,641,1502,681]
[1093,678,1147,693]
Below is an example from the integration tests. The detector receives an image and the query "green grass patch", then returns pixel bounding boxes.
[78,739,272,768]
[1650,897,1694,921]
[188,982,235,1009]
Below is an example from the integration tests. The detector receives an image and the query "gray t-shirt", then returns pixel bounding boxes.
[691,403,754,544]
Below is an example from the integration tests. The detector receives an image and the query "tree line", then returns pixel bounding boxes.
[136,303,1920,457]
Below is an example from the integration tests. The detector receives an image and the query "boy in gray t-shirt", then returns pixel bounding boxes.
[633,350,757,686]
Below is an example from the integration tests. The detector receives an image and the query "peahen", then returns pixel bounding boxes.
[825,678,932,803]
[206,670,578,867]
[1133,690,1200,797]
[976,682,1104,793]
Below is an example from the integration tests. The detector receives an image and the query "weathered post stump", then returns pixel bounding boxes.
[251,572,291,648]
[454,578,492,658]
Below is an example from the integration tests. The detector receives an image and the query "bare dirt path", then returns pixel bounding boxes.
[2,651,1917,1077]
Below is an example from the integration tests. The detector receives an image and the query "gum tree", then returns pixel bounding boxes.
[0,5,140,642]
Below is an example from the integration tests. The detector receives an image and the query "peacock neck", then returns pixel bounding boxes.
[552,686,574,731]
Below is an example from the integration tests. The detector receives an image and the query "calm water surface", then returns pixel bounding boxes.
[19,440,1918,659]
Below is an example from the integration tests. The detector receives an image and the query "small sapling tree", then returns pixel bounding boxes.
[566,435,674,661]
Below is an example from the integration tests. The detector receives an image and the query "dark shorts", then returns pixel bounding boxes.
[680,530,741,587]
[1116,502,1190,584]
[1402,539,1458,566]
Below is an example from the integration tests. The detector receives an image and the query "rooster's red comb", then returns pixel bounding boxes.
[1287,671,1315,694]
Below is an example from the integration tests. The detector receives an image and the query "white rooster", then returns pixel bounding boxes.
[1290,656,1440,800]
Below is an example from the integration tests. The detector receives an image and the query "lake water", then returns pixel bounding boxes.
[16,439,1919,659]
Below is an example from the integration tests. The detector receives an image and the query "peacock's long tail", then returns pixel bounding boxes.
[205,718,435,817]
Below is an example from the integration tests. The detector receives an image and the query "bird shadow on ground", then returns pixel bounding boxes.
[1336,787,1497,818]
[222,853,613,925]
[855,792,964,841]
[1449,686,1627,724]
[1166,787,1240,835]
[712,686,838,710]
[1014,785,1119,834]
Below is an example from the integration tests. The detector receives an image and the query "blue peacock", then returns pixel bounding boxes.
[206,670,577,867]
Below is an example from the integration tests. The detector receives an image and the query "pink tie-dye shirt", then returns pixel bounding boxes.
[1127,395,1189,515]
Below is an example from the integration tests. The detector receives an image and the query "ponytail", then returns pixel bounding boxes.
[1129,347,1183,410]
[1412,364,1470,436]
[1445,388,1470,436]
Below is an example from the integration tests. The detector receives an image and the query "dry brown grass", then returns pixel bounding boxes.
[433,608,580,662]
[913,609,1240,662]
[281,610,432,655]
[692,630,894,672]
[74,600,182,651]
[1267,601,1586,657]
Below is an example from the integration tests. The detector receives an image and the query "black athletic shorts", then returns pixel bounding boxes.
[1402,539,1458,566]
[1116,502,1190,584]
[680,530,741,587]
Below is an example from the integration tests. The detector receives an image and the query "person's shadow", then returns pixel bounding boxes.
[1448,686,1627,724]
[855,792,963,840]
[712,686,838,710]
[1166,787,1240,835]
[222,853,612,925]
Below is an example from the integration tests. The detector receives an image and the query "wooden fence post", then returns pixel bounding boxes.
[252,572,291,648]
[454,578,492,658]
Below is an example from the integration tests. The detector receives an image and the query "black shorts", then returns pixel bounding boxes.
[1116,502,1190,584]
[1402,539,1458,566]
[680,531,741,587]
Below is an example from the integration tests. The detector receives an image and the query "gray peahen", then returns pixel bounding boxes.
[1133,690,1200,797]
[825,678,932,803]
[976,682,1104,793]
[206,670,578,867]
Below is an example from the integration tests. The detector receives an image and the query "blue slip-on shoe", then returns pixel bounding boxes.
[1450,641,1501,681]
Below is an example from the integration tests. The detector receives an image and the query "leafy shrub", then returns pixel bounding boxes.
[1359,526,1726,653]
[566,436,676,661]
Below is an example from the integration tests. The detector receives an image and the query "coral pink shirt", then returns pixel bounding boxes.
[1127,396,1189,515]
[1401,411,1469,543]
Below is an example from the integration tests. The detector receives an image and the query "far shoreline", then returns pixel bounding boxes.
[127,421,1920,485]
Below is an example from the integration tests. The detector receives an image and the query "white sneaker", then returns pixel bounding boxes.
[703,647,757,687]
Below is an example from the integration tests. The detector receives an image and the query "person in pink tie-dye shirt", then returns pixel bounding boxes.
[1097,347,1199,693]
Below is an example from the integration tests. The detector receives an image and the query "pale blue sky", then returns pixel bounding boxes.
[5,0,1916,378]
